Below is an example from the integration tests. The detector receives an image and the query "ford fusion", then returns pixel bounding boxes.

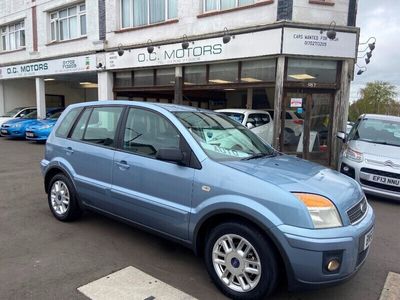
[41,101,375,299]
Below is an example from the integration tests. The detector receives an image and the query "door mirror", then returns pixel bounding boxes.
[336,131,347,142]
[156,148,184,163]
[246,123,255,129]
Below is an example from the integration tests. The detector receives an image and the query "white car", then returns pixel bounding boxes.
[0,107,36,126]
[215,109,274,144]
[265,109,303,136]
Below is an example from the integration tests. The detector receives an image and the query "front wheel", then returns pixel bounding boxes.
[48,174,82,221]
[204,222,279,299]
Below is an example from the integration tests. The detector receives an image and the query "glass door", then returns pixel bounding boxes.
[281,91,334,166]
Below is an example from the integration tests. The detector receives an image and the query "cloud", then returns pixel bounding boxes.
[350,0,400,101]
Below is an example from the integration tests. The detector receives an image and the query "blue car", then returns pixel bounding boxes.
[25,110,64,141]
[41,101,375,299]
[1,108,64,139]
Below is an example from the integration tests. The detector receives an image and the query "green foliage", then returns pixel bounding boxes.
[349,81,399,121]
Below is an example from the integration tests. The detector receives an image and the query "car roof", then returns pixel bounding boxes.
[215,108,270,114]
[362,114,400,122]
[68,101,210,113]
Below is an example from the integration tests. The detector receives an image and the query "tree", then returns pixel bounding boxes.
[349,81,399,121]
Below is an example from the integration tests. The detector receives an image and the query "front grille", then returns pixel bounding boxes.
[347,197,368,224]
[361,168,400,179]
[360,179,400,193]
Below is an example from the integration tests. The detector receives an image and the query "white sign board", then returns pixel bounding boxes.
[290,98,303,108]
[282,28,357,59]
[106,29,282,69]
[0,54,97,79]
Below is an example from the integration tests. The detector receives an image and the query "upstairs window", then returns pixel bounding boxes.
[121,0,177,29]
[0,20,25,51]
[50,3,86,42]
[204,0,256,12]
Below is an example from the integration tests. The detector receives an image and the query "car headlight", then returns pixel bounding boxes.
[293,193,343,229]
[343,147,363,162]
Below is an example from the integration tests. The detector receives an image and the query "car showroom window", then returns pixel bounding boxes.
[247,113,270,127]
[122,108,180,157]
[120,0,177,29]
[55,108,82,138]
[49,3,86,42]
[204,0,256,12]
[0,20,25,51]
[78,107,124,147]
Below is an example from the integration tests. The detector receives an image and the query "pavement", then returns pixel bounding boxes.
[0,137,400,300]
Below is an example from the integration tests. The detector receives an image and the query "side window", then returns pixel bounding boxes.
[122,108,180,157]
[285,112,293,119]
[348,119,361,141]
[55,107,82,138]
[247,113,270,128]
[82,106,124,147]
[71,108,92,140]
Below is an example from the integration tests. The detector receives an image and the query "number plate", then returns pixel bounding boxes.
[1,129,7,135]
[363,227,374,251]
[370,175,400,187]
[26,132,34,137]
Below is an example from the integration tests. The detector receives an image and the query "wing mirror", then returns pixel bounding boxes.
[336,131,347,142]
[246,123,255,129]
[156,148,184,163]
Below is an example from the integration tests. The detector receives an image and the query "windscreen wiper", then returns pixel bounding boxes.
[242,152,276,160]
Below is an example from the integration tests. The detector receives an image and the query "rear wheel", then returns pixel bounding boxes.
[204,222,279,300]
[48,174,82,221]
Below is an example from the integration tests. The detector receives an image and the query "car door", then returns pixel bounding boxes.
[65,105,124,212]
[247,113,273,144]
[111,107,195,240]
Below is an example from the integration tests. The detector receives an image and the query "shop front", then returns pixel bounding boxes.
[105,25,357,167]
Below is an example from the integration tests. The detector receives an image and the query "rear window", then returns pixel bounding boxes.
[55,108,82,138]
[219,112,245,124]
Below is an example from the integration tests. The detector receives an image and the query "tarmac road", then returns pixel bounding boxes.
[0,137,399,299]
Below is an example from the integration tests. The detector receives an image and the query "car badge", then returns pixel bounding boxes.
[384,160,395,168]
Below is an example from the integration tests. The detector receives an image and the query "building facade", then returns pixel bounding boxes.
[0,0,359,167]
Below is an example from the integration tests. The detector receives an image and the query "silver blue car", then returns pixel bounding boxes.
[41,101,375,299]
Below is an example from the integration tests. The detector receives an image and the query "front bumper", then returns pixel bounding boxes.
[26,129,50,141]
[340,157,400,201]
[0,127,26,138]
[272,203,375,290]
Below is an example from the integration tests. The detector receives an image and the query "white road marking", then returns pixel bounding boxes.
[77,266,197,300]
[380,272,400,300]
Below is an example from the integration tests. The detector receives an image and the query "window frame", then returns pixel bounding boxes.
[203,0,261,12]
[0,19,25,52]
[120,0,177,29]
[49,2,87,43]
[67,105,126,150]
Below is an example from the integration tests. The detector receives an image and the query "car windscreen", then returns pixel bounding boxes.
[21,111,38,119]
[46,111,63,120]
[219,112,245,124]
[2,107,24,117]
[175,112,275,161]
[351,118,400,147]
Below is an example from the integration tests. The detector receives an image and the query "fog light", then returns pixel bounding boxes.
[343,166,350,172]
[327,259,340,272]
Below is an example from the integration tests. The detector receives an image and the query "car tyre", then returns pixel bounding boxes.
[48,174,82,222]
[204,222,279,300]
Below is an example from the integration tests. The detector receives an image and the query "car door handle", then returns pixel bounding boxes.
[116,160,130,170]
[65,147,74,155]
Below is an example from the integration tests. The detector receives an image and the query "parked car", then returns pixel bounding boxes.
[266,109,304,137]
[338,114,400,201]
[42,101,374,299]
[0,108,64,139]
[0,106,36,127]
[25,110,64,141]
[215,109,274,144]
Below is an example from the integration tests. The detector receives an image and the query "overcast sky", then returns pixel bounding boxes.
[350,0,400,101]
